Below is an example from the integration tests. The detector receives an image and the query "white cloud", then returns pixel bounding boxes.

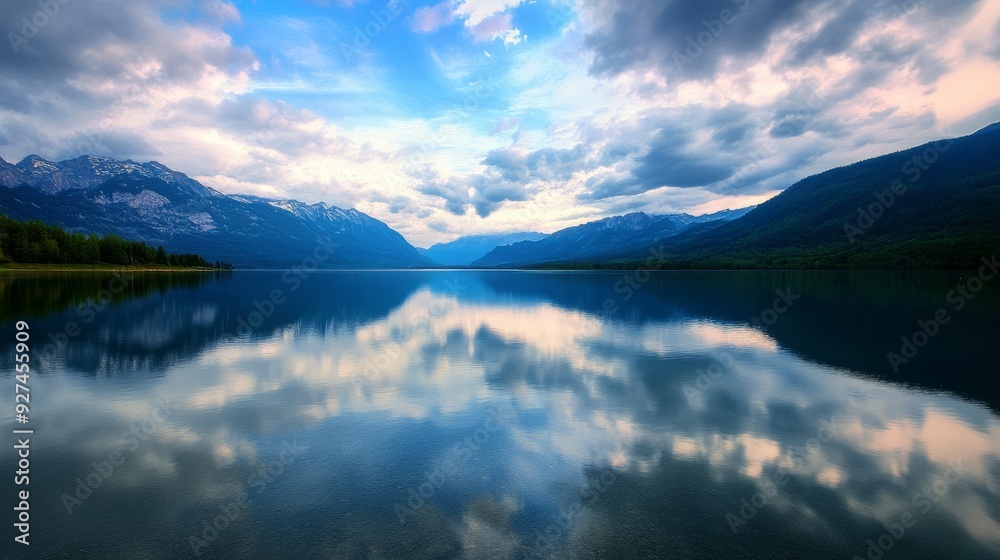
[1,0,998,247]
[454,0,530,27]
[411,0,459,32]
[469,13,524,46]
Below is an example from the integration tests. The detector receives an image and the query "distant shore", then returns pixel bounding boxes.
[0,263,222,272]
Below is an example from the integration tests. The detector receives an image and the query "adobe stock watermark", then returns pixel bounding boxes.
[750,288,800,329]
[7,0,75,54]
[522,465,624,558]
[849,459,964,560]
[403,76,501,167]
[234,237,339,336]
[60,397,175,514]
[544,0,575,29]
[601,245,670,318]
[251,103,297,145]
[394,404,513,524]
[844,131,955,243]
[667,0,751,77]
[870,0,936,35]
[723,90,826,191]
[677,287,800,406]
[186,439,307,557]
[726,416,840,534]
[682,349,736,406]
[886,255,998,372]
[355,276,468,391]
[37,272,135,367]
[68,71,173,155]
[338,2,403,63]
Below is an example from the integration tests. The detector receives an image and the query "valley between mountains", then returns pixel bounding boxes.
[2,123,998,269]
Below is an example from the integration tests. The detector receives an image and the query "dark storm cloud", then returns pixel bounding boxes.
[990,20,1000,60]
[634,129,735,187]
[54,129,162,161]
[419,175,529,218]
[420,181,472,216]
[0,0,255,115]
[469,176,529,217]
[917,0,982,19]
[713,123,751,145]
[482,145,588,182]
[581,126,736,200]
[585,0,815,80]
[707,105,753,146]
[385,196,433,219]
[598,142,641,165]
[580,176,632,201]
[765,81,863,139]
[785,0,871,64]
[855,37,948,86]
[584,0,984,84]
[0,117,53,156]
[481,149,526,182]
[570,0,992,208]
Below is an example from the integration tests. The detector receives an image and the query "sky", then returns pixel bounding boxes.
[1,0,1000,247]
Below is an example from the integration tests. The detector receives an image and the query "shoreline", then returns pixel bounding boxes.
[0,263,222,272]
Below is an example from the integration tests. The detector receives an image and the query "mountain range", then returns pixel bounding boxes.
[473,208,752,267]
[474,123,1000,269]
[0,155,431,268]
[2,122,998,269]
[418,232,549,266]
[610,122,1000,269]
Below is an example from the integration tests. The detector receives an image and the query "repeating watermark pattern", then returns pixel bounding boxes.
[682,349,736,406]
[667,0,752,77]
[870,0,936,35]
[68,71,173,156]
[60,398,175,514]
[601,245,670,318]
[849,459,965,560]
[394,404,513,524]
[722,91,826,191]
[750,288,800,329]
[714,0,929,186]
[726,416,840,534]
[355,277,468,391]
[404,77,501,167]
[7,0,74,54]
[521,465,624,558]
[186,439,308,557]
[544,0,575,29]
[886,255,998,372]
[684,287,798,405]
[37,273,134,366]
[338,2,403,63]
[234,238,339,336]
[844,130,955,243]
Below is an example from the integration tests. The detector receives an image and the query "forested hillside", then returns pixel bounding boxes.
[0,215,230,268]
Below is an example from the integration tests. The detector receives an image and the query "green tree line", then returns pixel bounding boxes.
[0,215,233,268]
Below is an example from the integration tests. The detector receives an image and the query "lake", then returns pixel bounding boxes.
[2,270,999,559]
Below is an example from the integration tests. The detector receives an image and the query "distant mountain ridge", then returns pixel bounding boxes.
[473,207,753,267]
[612,123,1000,269]
[0,154,431,268]
[0,154,217,196]
[5,122,995,271]
[420,232,549,266]
[469,124,1000,269]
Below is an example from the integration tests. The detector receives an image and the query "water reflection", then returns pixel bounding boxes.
[2,271,998,559]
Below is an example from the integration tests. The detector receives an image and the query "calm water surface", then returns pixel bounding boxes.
[1,270,999,559]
